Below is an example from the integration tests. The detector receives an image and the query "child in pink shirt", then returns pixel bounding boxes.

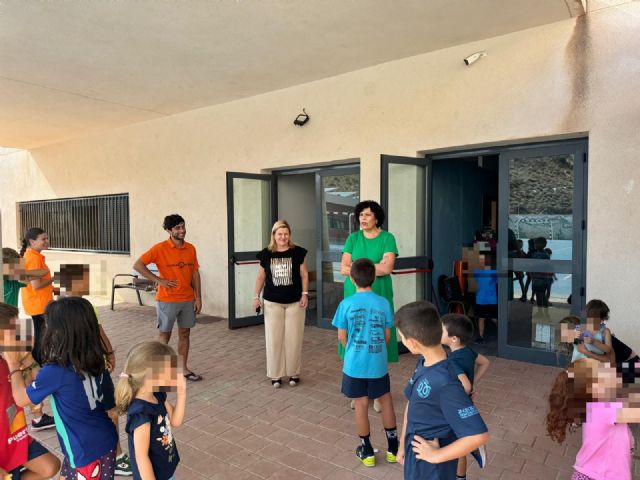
[546,359,639,480]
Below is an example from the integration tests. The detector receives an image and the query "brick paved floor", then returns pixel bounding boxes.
[30,303,640,479]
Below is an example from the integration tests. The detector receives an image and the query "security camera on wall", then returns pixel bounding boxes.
[464,51,486,66]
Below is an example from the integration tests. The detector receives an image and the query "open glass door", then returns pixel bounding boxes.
[316,167,360,328]
[380,155,431,312]
[226,172,275,329]
[497,142,587,364]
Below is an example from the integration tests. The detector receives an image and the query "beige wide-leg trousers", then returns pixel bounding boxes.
[263,300,306,379]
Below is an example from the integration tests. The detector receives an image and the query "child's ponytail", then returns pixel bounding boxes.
[114,340,177,415]
[115,372,141,415]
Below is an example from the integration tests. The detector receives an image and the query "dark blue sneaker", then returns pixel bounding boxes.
[470,444,487,468]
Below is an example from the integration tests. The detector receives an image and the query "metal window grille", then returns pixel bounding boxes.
[18,194,130,254]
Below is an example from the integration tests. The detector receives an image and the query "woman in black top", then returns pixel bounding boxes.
[253,220,309,388]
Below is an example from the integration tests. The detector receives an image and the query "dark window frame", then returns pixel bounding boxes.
[18,193,130,254]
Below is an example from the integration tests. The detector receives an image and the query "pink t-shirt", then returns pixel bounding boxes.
[574,402,633,480]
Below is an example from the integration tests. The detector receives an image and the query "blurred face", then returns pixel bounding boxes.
[0,317,32,353]
[2,258,25,281]
[273,227,290,249]
[560,323,579,343]
[29,233,49,251]
[592,363,620,400]
[149,356,179,391]
[167,223,186,242]
[359,208,377,230]
[585,318,600,332]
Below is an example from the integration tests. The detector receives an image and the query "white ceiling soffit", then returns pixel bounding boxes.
[0,0,582,149]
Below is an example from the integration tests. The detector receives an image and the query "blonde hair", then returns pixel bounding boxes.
[267,220,296,252]
[115,341,177,415]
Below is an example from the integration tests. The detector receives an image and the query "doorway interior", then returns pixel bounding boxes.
[226,164,360,330]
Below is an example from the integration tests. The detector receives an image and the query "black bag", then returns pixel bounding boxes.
[438,275,463,303]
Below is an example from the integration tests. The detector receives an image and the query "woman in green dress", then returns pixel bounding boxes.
[340,200,399,364]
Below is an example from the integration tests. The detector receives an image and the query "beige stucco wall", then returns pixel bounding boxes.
[1,4,639,345]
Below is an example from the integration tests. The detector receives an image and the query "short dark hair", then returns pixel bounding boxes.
[0,302,19,329]
[441,313,474,345]
[534,237,547,250]
[585,299,610,320]
[163,214,185,231]
[350,258,376,288]
[354,200,385,228]
[395,301,441,347]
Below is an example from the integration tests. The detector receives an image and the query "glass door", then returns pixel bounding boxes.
[316,168,360,328]
[380,155,430,309]
[226,172,276,329]
[497,142,587,364]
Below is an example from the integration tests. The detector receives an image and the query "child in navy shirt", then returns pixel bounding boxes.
[441,313,490,480]
[395,301,489,480]
[332,258,398,467]
[116,341,186,480]
[5,297,118,479]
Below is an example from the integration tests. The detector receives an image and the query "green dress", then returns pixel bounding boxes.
[339,229,400,363]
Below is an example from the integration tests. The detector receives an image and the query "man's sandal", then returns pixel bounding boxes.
[184,371,203,382]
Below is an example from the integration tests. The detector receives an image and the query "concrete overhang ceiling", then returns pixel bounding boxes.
[0,0,583,149]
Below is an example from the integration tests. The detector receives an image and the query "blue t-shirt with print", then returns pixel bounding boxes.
[473,269,497,305]
[403,356,488,480]
[331,291,394,379]
[126,392,180,480]
[449,347,479,386]
[26,364,117,468]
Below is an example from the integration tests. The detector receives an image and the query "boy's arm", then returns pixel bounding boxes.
[397,401,409,465]
[586,328,613,354]
[474,354,490,385]
[412,432,489,464]
[384,327,391,345]
[98,324,116,372]
[457,373,472,395]
[337,329,347,349]
[133,423,156,480]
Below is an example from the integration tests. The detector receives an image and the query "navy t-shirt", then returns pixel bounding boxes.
[126,392,180,480]
[26,364,117,468]
[448,347,478,386]
[403,356,488,480]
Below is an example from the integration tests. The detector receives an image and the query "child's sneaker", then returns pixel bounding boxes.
[356,445,376,467]
[470,444,487,468]
[31,413,55,431]
[115,453,133,476]
[386,451,398,463]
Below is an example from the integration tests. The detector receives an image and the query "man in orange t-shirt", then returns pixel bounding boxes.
[134,214,203,381]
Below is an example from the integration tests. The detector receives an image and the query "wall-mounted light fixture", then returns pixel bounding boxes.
[464,51,486,66]
[294,108,310,126]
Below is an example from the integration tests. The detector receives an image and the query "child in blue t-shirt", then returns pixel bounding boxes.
[395,301,489,480]
[116,341,186,480]
[441,313,491,480]
[4,296,118,479]
[332,258,398,467]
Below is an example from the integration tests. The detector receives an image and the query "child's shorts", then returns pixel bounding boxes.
[9,440,50,480]
[341,373,390,399]
[60,448,116,480]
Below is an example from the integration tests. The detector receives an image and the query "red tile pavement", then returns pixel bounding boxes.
[28,304,640,479]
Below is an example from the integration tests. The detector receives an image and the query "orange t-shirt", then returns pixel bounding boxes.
[21,248,54,316]
[139,239,199,303]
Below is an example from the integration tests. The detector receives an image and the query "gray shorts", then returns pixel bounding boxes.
[157,300,196,332]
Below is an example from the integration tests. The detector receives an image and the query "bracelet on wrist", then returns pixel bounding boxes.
[8,368,23,382]
[302,292,308,295]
